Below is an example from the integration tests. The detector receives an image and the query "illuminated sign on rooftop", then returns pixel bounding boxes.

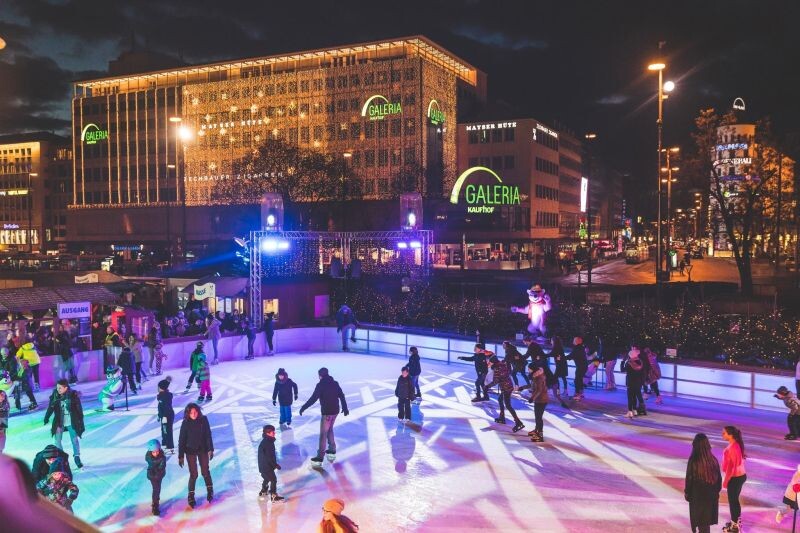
[361,95,402,121]
[465,121,517,131]
[427,99,445,125]
[81,123,109,145]
[716,143,748,151]
[450,166,520,214]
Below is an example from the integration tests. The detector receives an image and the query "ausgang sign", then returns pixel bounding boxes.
[81,123,109,145]
[361,95,402,121]
[58,301,91,319]
[427,99,445,125]
[450,166,521,214]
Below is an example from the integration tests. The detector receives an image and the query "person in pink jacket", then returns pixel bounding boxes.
[721,425,747,532]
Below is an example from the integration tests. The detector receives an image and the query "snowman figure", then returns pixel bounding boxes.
[511,284,552,338]
[97,365,124,411]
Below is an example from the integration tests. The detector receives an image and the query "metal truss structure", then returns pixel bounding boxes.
[249,229,432,327]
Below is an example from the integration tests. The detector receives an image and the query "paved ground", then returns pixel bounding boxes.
[4,351,797,532]
[560,256,755,286]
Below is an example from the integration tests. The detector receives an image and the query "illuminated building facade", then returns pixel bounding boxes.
[68,37,486,254]
[0,133,72,253]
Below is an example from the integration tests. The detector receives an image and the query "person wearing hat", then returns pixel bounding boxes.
[157,378,175,453]
[775,386,800,440]
[185,342,205,393]
[567,337,588,401]
[117,346,138,395]
[272,368,298,429]
[486,355,525,433]
[523,361,549,442]
[622,346,646,418]
[43,379,85,469]
[145,439,167,516]
[31,444,72,485]
[458,344,490,403]
[319,498,360,532]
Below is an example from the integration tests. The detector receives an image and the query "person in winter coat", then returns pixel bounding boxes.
[505,341,530,389]
[775,386,800,439]
[128,335,146,386]
[299,367,349,465]
[32,444,72,484]
[244,319,257,360]
[721,426,747,533]
[104,326,124,368]
[195,352,212,402]
[551,336,569,396]
[157,378,175,452]
[0,390,9,453]
[178,402,215,508]
[568,337,588,400]
[272,368,298,428]
[395,366,414,423]
[602,343,620,391]
[17,339,41,392]
[36,470,79,513]
[685,433,722,533]
[523,362,549,442]
[2,347,36,411]
[43,380,85,469]
[319,497,360,533]
[486,356,525,433]
[153,342,167,376]
[185,342,204,391]
[622,347,646,418]
[407,346,422,400]
[205,315,223,364]
[55,331,76,385]
[146,439,167,516]
[775,465,800,525]
[117,347,138,395]
[146,326,160,373]
[257,424,284,502]
[458,344,490,402]
[335,305,359,352]
[642,347,663,403]
[264,312,275,355]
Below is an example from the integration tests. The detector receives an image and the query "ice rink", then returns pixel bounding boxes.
[4,350,797,532]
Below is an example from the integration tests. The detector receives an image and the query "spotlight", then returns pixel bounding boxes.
[262,239,279,252]
[397,242,409,250]
[407,211,417,228]
[409,240,422,249]
[278,241,290,251]
[266,214,276,227]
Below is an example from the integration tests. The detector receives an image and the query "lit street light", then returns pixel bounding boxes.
[0,36,6,50]
[648,61,668,281]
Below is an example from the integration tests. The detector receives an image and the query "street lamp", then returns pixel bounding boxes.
[660,146,680,268]
[0,36,6,50]
[169,116,193,263]
[584,132,599,286]
[648,61,675,282]
[27,172,38,253]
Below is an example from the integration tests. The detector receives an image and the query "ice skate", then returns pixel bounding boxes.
[310,456,325,470]
[326,450,336,463]
[188,491,196,509]
[259,490,268,501]
[636,408,647,416]
[152,503,160,516]
[206,484,214,502]
[471,396,485,403]
[655,396,663,404]
[776,508,787,523]
[626,410,634,418]
[512,422,525,433]
[270,494,285,503]
[28,402,38,411]
[494,416,506,424]
[206,395,212,402]
[530,432,544,442]
[197,395,205,402]
[785,434,797,440]
[74,455,83,469]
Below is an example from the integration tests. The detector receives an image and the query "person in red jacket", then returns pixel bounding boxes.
[721,426,747,532]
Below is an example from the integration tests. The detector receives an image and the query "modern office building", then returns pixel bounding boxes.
[68,37,486,257]
[0,132,72,254]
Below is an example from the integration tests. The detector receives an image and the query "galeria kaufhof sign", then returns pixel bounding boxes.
[361,95,402,121]
[450,166,520,214]
[81,123,109,145]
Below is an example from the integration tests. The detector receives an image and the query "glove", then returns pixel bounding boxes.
[272,400,276,406]
[343,409,349,417]
[294,396,298,401]
[276,464,282,470]
[178,457,184,468]
[43,419,49,426]
[209,451,214,461]
[299,408,305,416]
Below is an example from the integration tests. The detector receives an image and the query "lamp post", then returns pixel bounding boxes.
[647,62,675,281]
[170,116,193,263]
[584,132,598,287]
[27,172,38,253]
[661,147,680,268]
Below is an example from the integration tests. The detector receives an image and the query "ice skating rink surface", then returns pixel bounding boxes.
[4,351,796,532]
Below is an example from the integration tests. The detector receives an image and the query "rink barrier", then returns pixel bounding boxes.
[36,326,790,411]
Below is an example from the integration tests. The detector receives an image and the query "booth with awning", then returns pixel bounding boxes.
[179,275,248,316]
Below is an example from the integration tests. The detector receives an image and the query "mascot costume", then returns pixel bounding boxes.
[97,365,124,411]
[511,284,552,338]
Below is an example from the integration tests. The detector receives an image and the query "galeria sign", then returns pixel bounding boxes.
[361,95,402,121]
[81,123,109,145]
[450,166,520,214]
[427,99,445,125]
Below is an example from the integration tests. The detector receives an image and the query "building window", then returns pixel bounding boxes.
[300,80,309,92]
[378,121,388,138]
[404,68,416,81]
[403,93,416,106]
[350,98,359,111]
[492,156,503,170]
[468,157,478,167]
[351,152,361,167]
[338,123,348,140]
[492,129,503,143]
[300,127,310,143]
[504,155,515,169]
[378,149,389,167]
[468,131,479,144]
[313,126,323,141]
[391,149,401,166]
[364,179,375,194]
[365,151,375,167]
[337,100,348,112]
[378,178,389,193]
[350,122,361,139]
[404,147,416,164]
[535,157,559,176]
[390,119,402,137]
[505,128,515,142]
[404,118,416,136]
[350,74,360,87]
[365,122,375,139]
[391,70,401,82]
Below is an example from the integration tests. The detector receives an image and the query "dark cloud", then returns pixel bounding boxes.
[453,25,548,51]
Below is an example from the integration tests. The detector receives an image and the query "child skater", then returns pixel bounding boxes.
[157,378,175,454]
[153,343,167,376]
[196,352,212,403]
[272,368,298,429]
[0,389,9,453]
[395,366,414,424]
[525,362,549,443]
[146,439,167,516]
[257,424,284,502]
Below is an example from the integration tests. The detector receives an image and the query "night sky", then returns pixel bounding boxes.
[1,0,799,209]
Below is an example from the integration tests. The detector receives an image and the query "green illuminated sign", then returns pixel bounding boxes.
[427,99,445,125]
[81,123,108,145]
[450,166,521,214]
[361,95,402,121]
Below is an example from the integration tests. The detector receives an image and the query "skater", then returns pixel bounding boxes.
[458,344,490,402]
[117,346,138,395]
[320,498,360,532]
[55,330,77,384]
[205,314,222,364]
[775,464,800,525]
[104,326,124,367]
[395,366,414,424]
[622,347,646,418]
[264,312,275,355]
[298,367,349,466]
[796,355,800,397]
[36,470,79,513]
[258,424,285,502]
[2,347,37,411]
[17,337,41,391]
[153,342,167,375]
[272,368,298,428]
[158,378,175,453]
[486,355,525,433]
[0,389,8,453]
[146,325,160,374]
[775,386,800,439]
[721,425,747,532]
[195,351,212,402]
[506,340,531,389]
[185,342,204,392]
[336,305,359,351]
[32,443,72,484]
[523,362,549,442]
[551,336,569,397]
[684,433,722,533]
[568,337,587,400]
[644,348,662,403]
[407,346,422,400]
[43,379,85,469]
[178,403,215,508]
[244,319,257,360]
[146,439,167,516]
[129,335,146,386]
[603,343,620,391]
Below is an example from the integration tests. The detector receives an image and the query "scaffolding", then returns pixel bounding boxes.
[248,230,432,327]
